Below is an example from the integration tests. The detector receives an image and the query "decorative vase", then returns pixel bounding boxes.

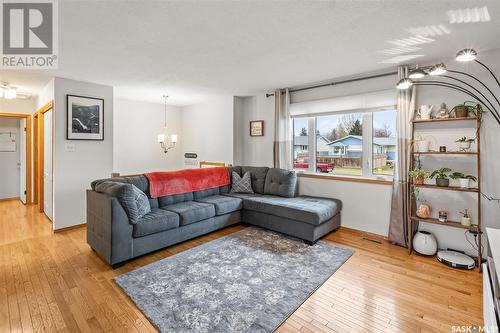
[416,140,430,152]
[413,176,425,185]
[461,217,472,227]
[458,178,470,188]
[436,178,449,187]
[413,231,438,256]
[454,106,469,118]
[416,203,430,219]
[458,141,471,151]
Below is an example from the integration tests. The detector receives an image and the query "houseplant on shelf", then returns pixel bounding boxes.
[450,172,477,189]
[430,167,452,187]
[455,136,475,152]
[409,167,429,185]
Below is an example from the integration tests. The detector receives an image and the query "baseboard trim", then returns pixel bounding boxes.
[0,196,20,202]
[54,223,86,233]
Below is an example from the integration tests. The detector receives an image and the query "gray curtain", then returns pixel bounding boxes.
[388,66,416,247]
[273,89,292,169]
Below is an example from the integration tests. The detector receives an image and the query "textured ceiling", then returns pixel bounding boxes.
[1,0,499,105]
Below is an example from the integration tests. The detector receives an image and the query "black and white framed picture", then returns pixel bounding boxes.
[67,95,104,140]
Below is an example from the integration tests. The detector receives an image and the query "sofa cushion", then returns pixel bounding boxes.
[94,181,151,224]
[195,195,243,215]
[242,195,341,225]
[264,168,297,198]
[158,192,194,207]
[193,187,220,200]
[230,171,254,194]
[133,209,180,237]
[241,166,269,194]
[92,175,150,195]
[220,166,242,194]
[161,201,216,226]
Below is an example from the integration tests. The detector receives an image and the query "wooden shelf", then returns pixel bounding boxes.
[412,117,477,123]
[411,184,479,193]
[410,216,477,230]
[413,151,477,155]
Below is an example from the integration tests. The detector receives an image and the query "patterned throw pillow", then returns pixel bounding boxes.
[94,181,151,224]
[230,171,254,194]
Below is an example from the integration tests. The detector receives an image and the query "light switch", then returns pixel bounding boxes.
[65,142,76,152]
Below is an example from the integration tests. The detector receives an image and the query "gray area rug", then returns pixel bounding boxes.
[115,227,353,333]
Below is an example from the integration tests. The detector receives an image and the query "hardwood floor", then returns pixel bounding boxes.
[0,200,482,332]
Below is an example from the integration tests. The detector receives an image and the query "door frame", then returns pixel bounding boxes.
[33,101,54,213]
[0,112,32,204]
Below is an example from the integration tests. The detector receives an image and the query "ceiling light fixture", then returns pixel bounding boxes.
[456,48,477,62]
[429,63,447,76]
[4,87,17,99]
[0,83,17,99]
[157,95,178,154]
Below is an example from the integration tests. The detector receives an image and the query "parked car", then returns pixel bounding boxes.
[294,159,334,173]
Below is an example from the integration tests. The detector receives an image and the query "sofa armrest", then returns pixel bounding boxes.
[86,190,133,265]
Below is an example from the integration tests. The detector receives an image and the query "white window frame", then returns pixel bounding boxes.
[292,108,396,179]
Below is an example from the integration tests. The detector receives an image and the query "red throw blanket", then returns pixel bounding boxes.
[145,167,230,198]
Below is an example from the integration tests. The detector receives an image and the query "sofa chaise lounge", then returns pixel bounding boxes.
[87,166,342,267]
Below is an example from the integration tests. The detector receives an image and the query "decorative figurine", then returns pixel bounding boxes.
[416,203,431,219]
[436,102,450,119]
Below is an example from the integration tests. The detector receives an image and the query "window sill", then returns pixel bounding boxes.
[297,172,393,185]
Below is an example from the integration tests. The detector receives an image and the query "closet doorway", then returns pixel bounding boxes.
[33,101,54,221]
[0,113,32,204]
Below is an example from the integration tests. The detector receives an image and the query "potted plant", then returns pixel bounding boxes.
[450,172,477,188]
[455,136,475,151]
[430,167,451,187]
[409,167,429,185]
[459,209,472,227]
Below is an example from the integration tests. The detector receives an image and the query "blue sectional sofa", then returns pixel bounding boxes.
[86,166,342,267]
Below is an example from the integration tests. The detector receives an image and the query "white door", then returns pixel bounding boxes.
[43,110,53,221]
[19,118,26,204]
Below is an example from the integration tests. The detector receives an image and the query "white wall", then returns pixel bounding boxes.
[235,95,275,167]
[36,78,55,110]
[113,98,183,174]
[180,96,234,167]
[53,77,114,230]
[0,117,21,199]
[0,98,37,115]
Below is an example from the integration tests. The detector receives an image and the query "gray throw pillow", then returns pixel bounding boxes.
[230,171,254,194]
[94,181,151,224]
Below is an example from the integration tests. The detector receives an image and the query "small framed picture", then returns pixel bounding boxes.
[250,120,264,137]
[67,95,104,140]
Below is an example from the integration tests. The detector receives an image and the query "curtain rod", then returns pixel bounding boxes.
[265,71,398,97]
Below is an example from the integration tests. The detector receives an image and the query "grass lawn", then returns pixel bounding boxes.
[325,165,394,176]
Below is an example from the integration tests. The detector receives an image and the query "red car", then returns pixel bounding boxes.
[294,159,334,173]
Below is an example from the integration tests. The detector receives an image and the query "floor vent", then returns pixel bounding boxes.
[361,237,382,244]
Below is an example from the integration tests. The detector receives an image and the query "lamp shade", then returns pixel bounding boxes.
[171,134,178,143]
[456,48,477,62]
[157,133,166,143]
[409,68,426,79]
[396,78,413,90]
[429,63,447,76]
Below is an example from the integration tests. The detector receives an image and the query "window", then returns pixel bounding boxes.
[373,110,397,176]
[292,109,397,178]
[316,113,363,176]
[293,117,311,172]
